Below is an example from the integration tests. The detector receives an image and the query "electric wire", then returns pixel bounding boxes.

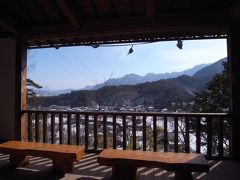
[52,49,93,84]
[41,51,87,86]
[63,48,100,86]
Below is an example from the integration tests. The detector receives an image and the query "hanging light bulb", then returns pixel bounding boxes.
[176,39,183,49]
[92,44,100,48]
[127,45,134,55]
[55,44,60,49]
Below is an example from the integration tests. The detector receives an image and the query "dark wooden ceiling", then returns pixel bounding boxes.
[0,0,239,48]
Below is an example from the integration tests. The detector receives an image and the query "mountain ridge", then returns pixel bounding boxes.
[82,63,209,90]
[31,57,227,112]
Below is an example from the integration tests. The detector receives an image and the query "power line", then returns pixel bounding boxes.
[62,48,98,84]
[52,49,93,84]
[42,51,88,86]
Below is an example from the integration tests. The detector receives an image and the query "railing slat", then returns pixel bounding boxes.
[218,117,224,157]
[164,115,168,152]
[113,115,117,149]
[185,116,190,153]
[51,113,55,144]
[59,113,63,144]
[27,112,32,142]
[142,115,147,151]
[35,113,39,142]
[207,117,212,157]
[94,114,98,150]
[76,114,80,145]
[67,114,72,145]
[132,115,136,150]
[153,115,157,151]
[196,117,201,153]
[85,115,89,149]
[122,115,127,150]
[42,113,47,143]
[229,117,233,157]
[23,110,230,157]
[174,116,178,152]
[103,114,107,148]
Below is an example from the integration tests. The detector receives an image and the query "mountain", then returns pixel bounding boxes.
[31,57,227,111]
[192,57,227,89]
[32,75,196,111]
[82,63,209,90]
[37,89,76,96]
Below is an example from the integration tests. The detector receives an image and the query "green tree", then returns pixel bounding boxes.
[27,78,43,108]
[192,61,230,113]
[192,61,230,155]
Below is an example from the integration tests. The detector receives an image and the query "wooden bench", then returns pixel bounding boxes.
[97,149,210,180]
[0,141,84,173]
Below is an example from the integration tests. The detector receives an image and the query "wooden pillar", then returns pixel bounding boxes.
[15,39,27,141]
[227,23,240,161]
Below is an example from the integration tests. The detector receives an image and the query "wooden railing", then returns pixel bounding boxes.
[21,110,232,159]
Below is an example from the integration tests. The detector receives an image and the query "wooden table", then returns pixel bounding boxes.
[0,141,84,173]
[97,149,210,180]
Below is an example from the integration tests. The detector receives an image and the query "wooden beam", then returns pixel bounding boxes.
[15,39,27,141]
[90,0,99,19]
[146,0,156,19]
[32,0,50,22]
[0,11,19,34]
[110,0,117,17]
[22,12,229,41]
[15,0,35,23]
[56,0,80,28]
[0,19,17,34]
[231,0,240,18]
[227,23,240,160]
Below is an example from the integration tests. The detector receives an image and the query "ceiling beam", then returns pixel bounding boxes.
[22,12,229,41]
[90,0,99,19]
[0,10,19,34]
[110,0,117,17]
[231,0,240,18]
[0,19,17,34]
[146,0,156,19]
[55,0,80,28]
[32,0,50,22]
[28,33,227,49]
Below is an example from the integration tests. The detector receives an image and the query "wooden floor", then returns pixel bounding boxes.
[0,153,239,180]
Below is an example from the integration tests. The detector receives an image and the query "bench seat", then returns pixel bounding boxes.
[0,141,84,173]
[97,149,210,180]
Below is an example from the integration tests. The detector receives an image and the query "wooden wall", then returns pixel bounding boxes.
[0,38,17,141]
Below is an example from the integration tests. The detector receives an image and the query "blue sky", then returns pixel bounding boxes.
[28,39,227,90]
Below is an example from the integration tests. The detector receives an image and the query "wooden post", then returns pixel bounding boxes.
[113,115,117,149]
[153,115,157,151]
[142,115,146,151]
[207,117,212,157]
[227,23,240,161]
[185,116,190,153]
[94,114,98,150]
[122,115,127,150]
[196,117,201,154]
[84,115,89,149]
[16,39,27,141]
[103,114,107,148]
[59,113,63,144]
[164,115,168,152]
[174,116,179,152]
[132,115,136,150]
